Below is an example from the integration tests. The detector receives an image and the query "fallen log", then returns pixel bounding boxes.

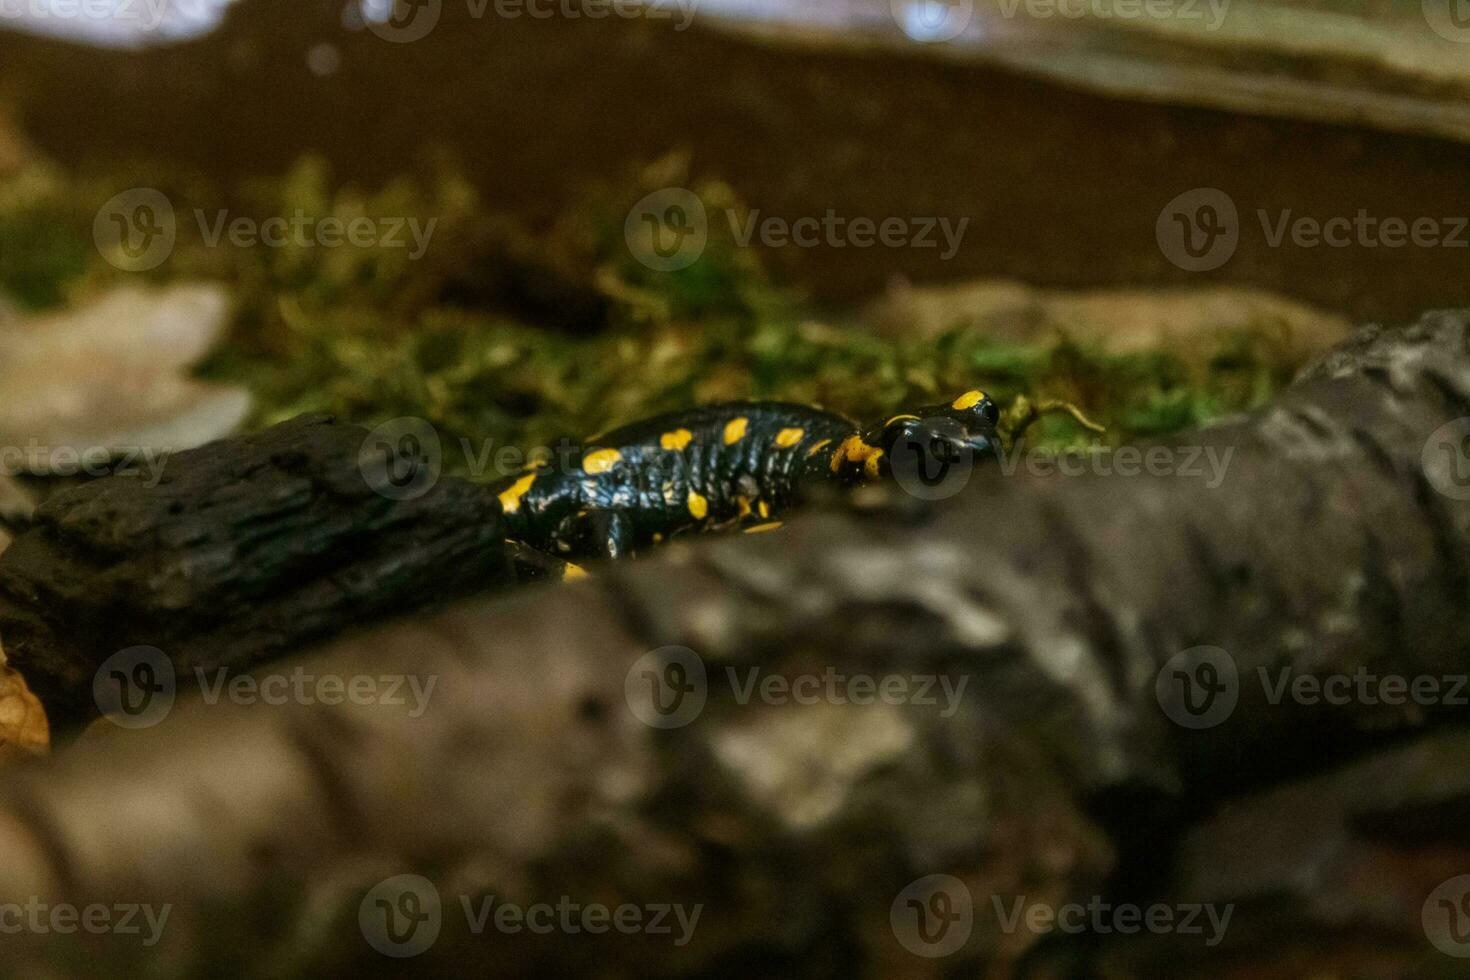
[0,311,1466,976]
[1097,728,1470,978]
[0,414,553,728]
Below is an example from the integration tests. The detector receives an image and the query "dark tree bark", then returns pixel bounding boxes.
[0,414,548,729]
[0,312,1466,977]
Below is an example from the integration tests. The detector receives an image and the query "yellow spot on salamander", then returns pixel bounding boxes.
[807,438,832,456]
[687,490,709,520]
[497,473,536,514]
[758,500,770,518]
[563,563,589,580]
[582,448,622,474]
[660,428,693,451]
[745,521,783,533]
[830,434,884,480]
[952,389,986,410]
[885,413,921,428]
[652,532,664,543]
[736,496,753,518]
[723,417,748,444]
[775,427,804,448]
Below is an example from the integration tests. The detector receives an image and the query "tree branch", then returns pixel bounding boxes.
[0,311,1467,976]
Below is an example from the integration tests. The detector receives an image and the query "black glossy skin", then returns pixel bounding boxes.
[491,391,1000,562]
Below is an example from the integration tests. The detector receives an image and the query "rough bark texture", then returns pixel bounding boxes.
[0,313,1466,977]
[0,414,536,729]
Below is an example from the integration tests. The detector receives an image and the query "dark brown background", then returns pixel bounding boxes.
[0,0,1465,320]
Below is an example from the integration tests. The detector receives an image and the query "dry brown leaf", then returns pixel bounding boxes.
[0,646,48,762]
[864,278,1351,366]
[0,283,251,473]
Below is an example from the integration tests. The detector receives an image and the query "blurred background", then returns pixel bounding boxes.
[0,4,1468,977]
[0,0,1469,475]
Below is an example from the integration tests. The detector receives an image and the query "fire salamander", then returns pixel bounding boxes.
[490,390,1003,568]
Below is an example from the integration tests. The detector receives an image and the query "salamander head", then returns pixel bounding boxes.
[831,389,1001,482]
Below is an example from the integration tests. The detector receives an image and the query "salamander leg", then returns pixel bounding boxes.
[504,540,568,583]
[592,510,636,560]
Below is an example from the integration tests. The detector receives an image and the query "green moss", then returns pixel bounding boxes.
[0,152,1300,475]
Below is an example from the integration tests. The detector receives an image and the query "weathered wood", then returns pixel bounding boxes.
[0,313,1466,976]
[0,414,535,728]
[1097,729,1470,977]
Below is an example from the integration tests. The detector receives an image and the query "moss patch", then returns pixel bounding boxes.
[0,153,1300,476]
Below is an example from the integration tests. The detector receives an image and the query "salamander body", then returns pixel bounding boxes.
[491,390,1001,562]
